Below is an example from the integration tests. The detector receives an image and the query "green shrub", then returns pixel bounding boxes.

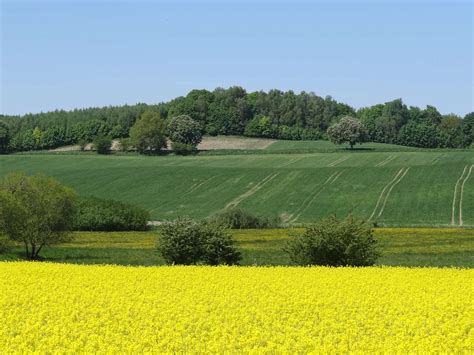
[118,138,131,152]
[209,207,281,229]
[171,142,197,155]
[285,215,380,266]
[78,140,87,151]
[93,135,112,154]
[0,234,11,253]
[158,217,241,265]
[167,115,203,146]
[206,124,219,136]
[74,196,150,231]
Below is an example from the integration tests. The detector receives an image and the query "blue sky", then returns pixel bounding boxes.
[1,0,472,116]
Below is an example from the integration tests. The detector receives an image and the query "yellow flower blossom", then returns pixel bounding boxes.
[0,262,472,353]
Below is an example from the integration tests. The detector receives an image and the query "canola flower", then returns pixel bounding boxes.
[0,262,472,353]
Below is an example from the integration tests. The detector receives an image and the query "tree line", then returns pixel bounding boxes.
[1,87,473,153]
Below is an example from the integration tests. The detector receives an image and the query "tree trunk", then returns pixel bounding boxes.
[35,244,44,259]
[24,243,29,258]
[30,244,36,260]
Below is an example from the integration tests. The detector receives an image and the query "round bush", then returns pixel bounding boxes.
[285,215,380,266]
[167,115,203,147]
[158,217,241,265]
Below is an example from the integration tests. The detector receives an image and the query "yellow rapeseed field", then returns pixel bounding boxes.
[0,262,472,353]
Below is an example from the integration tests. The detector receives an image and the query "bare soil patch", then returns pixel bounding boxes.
[198,136,276,150]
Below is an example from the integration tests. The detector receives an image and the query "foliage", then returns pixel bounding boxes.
[209,207,281,229]
[78,140,88,151]
[1,88,471,151]
[397,122,441,148]
[0,228,472,268]
[118,137,131,152]
[0,235,11,253]
[0,121,10,153]
[74,196,150,231]
[1,262,472,352]
[158,217,241,265]
[93,135,112,154]
[0,173,76,260]
[327,116,367,148]
[129,111,167,154]
[244,115,278,138]
[171,142,197,155]
[285,216,380,266]
[167,115,203,147]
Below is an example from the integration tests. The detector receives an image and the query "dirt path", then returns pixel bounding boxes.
[459,165,473,226]
[225,172,280,209]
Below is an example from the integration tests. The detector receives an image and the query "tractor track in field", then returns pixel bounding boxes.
[327,156,350,167]
[431,154,446,165]
[184,176,218,195]
[369,167,409,221]
[288,170,344,223]
[451,165,468,225]
[459,165,473,226]
[375,155,396,167]
[280,156,306,167]
[225,172,280,209]
[376,168,410,219]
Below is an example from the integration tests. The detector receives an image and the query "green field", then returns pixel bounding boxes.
[266,139,421,152]
[1,149,473,226]
[1,145,472,226]
[1,228,472,267]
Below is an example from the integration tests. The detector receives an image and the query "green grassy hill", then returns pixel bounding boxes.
[0,145,473,227]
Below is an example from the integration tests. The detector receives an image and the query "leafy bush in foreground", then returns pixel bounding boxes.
[158,217,241,265]
[285,215,379,266]
[209,207,281,229]
[74,196,150,231]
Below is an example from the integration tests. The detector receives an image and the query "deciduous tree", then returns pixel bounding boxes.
[327,116,367,149]
[0,173,76,260]
[129,111,166,154]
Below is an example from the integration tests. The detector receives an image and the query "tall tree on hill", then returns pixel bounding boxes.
[376,99,410,143]
[327,116,367,149]
[167,115,203,147]
[129,111,167,154]
[461,112,474,147]
[0,121,10,153]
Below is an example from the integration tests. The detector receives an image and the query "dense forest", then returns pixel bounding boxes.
[0,87,473,152]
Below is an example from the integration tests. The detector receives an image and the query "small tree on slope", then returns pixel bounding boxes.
[0,173,76,260]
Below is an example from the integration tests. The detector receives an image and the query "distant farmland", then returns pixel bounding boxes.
[0,146,472,227]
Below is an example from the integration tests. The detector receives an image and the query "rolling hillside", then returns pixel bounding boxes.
[0,147,472,227]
